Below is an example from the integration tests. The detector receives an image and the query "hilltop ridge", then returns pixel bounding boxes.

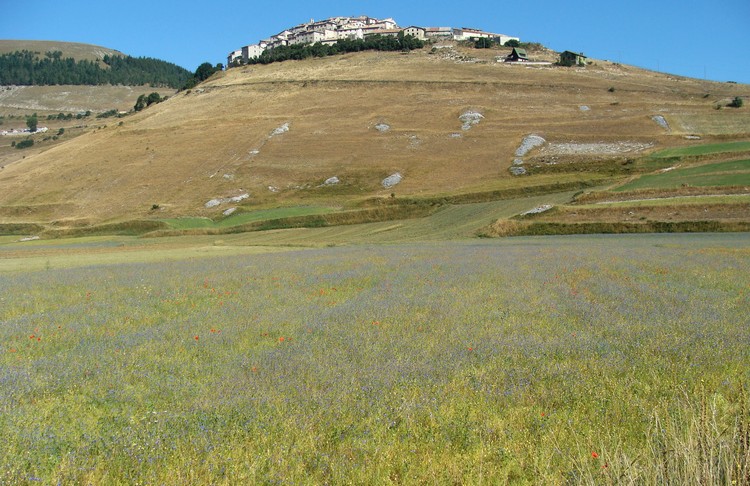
[228,15,519,66]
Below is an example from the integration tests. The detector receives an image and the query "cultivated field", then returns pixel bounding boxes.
[1,233,748,484]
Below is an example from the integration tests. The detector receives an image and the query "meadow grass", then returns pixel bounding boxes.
[578,194,750,207]
[616,159,750,191]
[162,206,336,230]
[1,233,749,484]
[646,141,750,159]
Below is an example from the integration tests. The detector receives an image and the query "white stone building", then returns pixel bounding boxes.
[402,26,427,40]
[452,27,519,45]
[425,27,453,39]
[227,49,243,66]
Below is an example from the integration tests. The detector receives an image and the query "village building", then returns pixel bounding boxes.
[227,16,520,65]
[366,29,402,38]
[241,43,266,61]
[227,49,243,66]
[559,50,587,66]
[425,27,453,39]
[452,28,492,41]
[495,34,521,46]
[336,26,366,41]
[452,28,519,45]
[402,26,427,40]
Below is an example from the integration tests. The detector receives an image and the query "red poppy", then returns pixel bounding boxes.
[194,335,200,341]
[591,452,599,459]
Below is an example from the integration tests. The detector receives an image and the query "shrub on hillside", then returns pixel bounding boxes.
[26,113,38,132]
[244,34,425,67]
[729,96,743,108]
[134,92,165,111]
[15,139,34,149]
[474,38,494,49]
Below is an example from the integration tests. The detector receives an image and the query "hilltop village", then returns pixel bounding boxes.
[228,16,520,66]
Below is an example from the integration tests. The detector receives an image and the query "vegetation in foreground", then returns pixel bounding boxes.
[1,234,748,484]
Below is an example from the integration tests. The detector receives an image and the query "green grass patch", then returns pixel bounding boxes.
[616,159,750,191]
[647,141,750,159]
[162,206,336,230]
[580,194,750,208]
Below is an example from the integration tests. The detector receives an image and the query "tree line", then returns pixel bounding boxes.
[234,34,425,67]
[0,50,192,88]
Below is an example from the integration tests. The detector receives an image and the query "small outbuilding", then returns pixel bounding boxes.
[505,48,529,62]
[559,51,587,66]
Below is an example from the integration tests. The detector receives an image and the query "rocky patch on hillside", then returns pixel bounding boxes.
[205,193,249,209]
[540,141,653,156]
[459,111,484,131]
[382,173,402,189]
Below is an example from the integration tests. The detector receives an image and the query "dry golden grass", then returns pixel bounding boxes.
[0,85,175,117]
[0,45,748,225]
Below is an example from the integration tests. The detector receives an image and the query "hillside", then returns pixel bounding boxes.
[0,42,748,233]
[0,40,125,64]
[0,40,185,118]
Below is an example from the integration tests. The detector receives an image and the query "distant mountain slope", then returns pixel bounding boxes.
[0,44,747,225]
[0,40,124,63]
[0,40,191,88]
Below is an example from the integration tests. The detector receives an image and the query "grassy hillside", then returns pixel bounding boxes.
[0,40,183,119]
[0,40,125,64]
[0,43,748,234]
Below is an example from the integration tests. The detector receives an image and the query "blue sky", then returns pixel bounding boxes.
[2,0,749,83]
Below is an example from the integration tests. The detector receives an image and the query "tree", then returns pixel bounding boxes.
[195,62,217,82]
[505,39,520,48]
[474,38,493,49]
[134,94,147,112]
[729,96,744,108]
[146,92,162,106]
[26,113,38,132]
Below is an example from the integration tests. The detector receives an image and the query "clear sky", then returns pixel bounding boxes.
[1,0,749,84]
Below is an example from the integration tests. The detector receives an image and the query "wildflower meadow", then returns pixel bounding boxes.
[1,233,748,484]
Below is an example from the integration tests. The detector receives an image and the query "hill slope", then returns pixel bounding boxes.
[0,43,748,227]
[0,40,125,64]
